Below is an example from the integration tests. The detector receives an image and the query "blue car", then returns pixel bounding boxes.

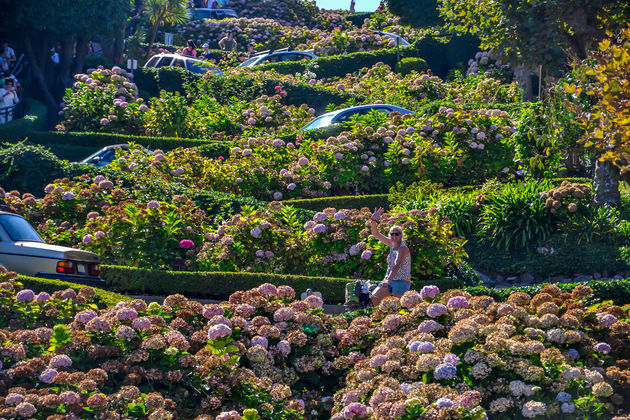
[299,104,416,131]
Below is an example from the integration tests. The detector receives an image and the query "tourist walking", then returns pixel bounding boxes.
[369,207,412,305]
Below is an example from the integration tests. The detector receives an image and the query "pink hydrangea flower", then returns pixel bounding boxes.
[258,283,278,297]
[305,294,323,308]
[179,239,195,249]
[82,234,93,244]
[207,324,232,340]
[361,250,372,260]
[16,289,35,303]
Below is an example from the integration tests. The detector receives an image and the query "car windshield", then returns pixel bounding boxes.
[0,215,42,242]
[301,114,335,131]
[188,60,220,74]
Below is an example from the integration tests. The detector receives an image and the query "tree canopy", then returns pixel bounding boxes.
[386,0,630,69]
[567,26,630,173]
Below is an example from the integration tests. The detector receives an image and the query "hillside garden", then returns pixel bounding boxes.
[0,0,629,418]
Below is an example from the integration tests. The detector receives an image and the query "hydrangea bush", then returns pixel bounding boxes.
[1,272,629,419]
[196,203,467,279]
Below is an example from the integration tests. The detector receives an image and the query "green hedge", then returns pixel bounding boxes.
[17,275,131,307]
[285,194,389,211]
[0,99,47,142]
[464,278,630,305]
[25,131,231,160]
[256,35,480,79]
[396,57,428,75]
[135,67,361,113]
[101,265,353,303]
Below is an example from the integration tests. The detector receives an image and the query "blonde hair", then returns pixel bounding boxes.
[389,225,404,238]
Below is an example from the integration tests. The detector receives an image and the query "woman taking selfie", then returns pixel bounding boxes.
[369,207,412,305]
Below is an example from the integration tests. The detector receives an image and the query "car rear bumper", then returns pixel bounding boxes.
[36,272,106,287]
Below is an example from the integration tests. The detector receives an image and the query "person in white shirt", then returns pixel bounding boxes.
[0,79,19,124]
[50,48,60,64]
[1,42,15,67]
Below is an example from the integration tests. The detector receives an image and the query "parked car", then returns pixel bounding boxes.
[374,31,411,47]
[237,48,317,68]
[144,53,223,75]
[299,104,415,131]
[79,144,129,167]
[0,211,103,286]
[189,8,238,19]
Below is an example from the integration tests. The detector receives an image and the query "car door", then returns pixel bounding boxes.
[0,217,37,275]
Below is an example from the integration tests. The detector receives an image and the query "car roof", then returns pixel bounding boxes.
[150,53,205,63]
[315,104,412,119]
[100,144,130,150]
[0,210,20,216]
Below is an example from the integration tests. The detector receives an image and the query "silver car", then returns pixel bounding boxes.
[0,211,103,286]
[237,49,317,68]
[300,104,416,131]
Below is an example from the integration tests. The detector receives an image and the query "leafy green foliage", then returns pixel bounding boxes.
[0,143,67,195]
[478,181,554,251]
[437,0,630,68]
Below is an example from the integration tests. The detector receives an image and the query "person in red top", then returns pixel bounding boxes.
[182,40,197,57]
[211,0,218,8]
[376,0,385,11]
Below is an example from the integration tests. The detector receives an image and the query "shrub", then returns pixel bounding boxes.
[26,131,231,157]
[395,57,428,75]
[284,194,389,211]
[0,143,68,195]
[196,204,467,280]
[464,278,630,305]
[102,265,352,302]
[478,181,555,251]
[16,274,131,307]
[0,99,47,142]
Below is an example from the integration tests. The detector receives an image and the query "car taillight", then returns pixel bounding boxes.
[56,261,75,274]
[90,264,101,277]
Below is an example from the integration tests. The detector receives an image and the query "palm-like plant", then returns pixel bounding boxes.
[144,0,189,58]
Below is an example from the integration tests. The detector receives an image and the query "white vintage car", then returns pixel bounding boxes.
[0,211,104,286]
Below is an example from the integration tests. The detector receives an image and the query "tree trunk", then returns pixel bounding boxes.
[57,39,75,96]
[72,34,89,75]
[593,159,620,206]
[23,33,59,127]
[147,23,159,59]
[113,25,126,64]
[513,64,534,100]
[564,148,581,175]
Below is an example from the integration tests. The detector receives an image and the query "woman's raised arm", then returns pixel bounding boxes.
[370,207,392,247]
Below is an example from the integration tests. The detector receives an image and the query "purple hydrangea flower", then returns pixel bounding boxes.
[433,363,457,380]
[567,348,580,359]
[556,392,572,403]
[418,320,442,333]
[435,397,454,408]
[599,314,618,328]
[594,342,611,354]
[116,307,138,321]
[420,285,440,299]
[409,341,435,353]
[16,289,35,303]
[251,336,268,349]
[39,368,58,384]
[313,223,326,234]
[447,296,469,310]
[427,303,448,318]
[443,353,460,365]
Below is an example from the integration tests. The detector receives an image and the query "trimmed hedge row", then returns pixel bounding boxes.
[24,131,231,162]
[17,275,131,307]
[0,99,47,142]
[135,67,363,113]
[463,278,630,305]
[101,265,353,302]
[256,35,479,79]
[285,194,389,211]
[101,265,468,303]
